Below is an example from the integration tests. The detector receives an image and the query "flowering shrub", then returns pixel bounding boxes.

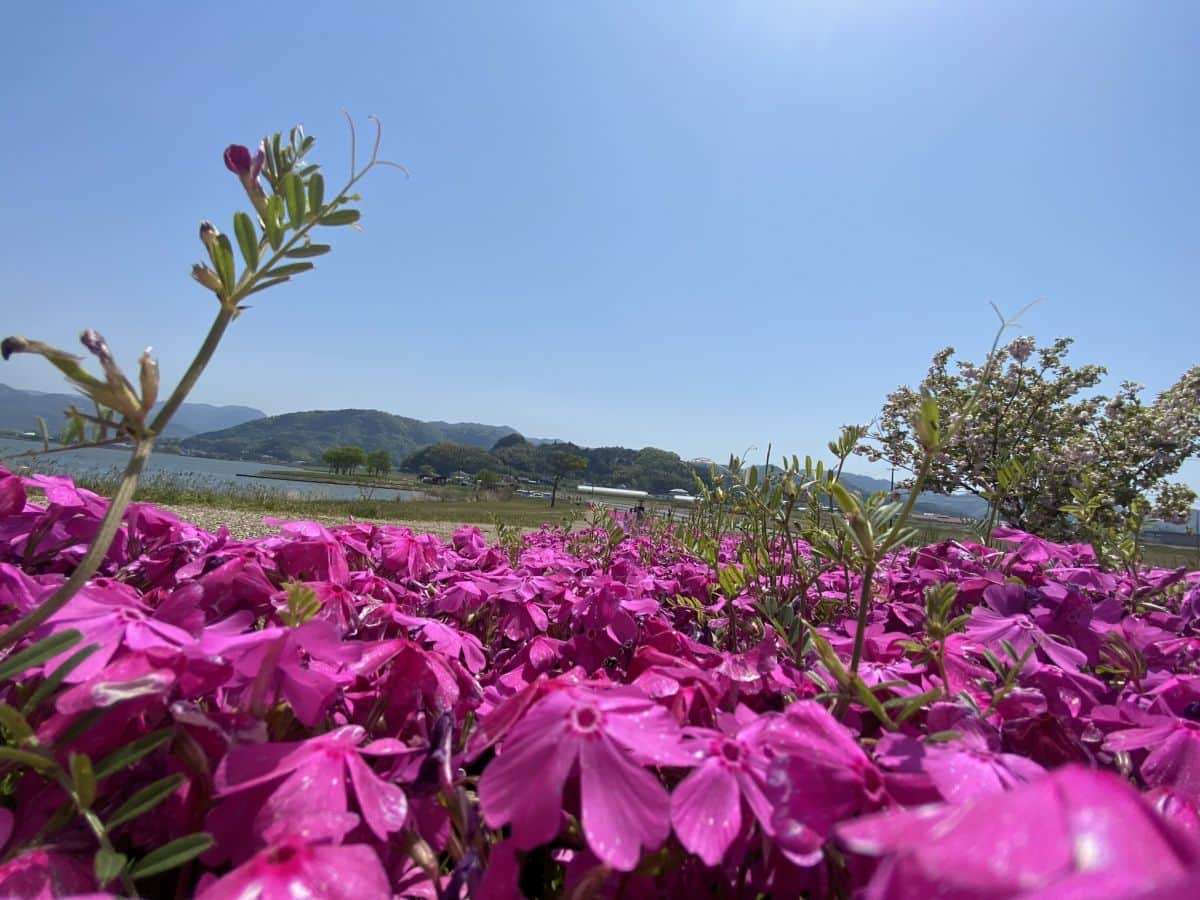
[1,467,1199,897]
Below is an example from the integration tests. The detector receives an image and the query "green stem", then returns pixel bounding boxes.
[834,558,876,719]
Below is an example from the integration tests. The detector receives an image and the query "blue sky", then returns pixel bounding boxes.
[2,2,1197,488]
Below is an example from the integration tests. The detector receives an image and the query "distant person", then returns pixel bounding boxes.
[634,502,646,522]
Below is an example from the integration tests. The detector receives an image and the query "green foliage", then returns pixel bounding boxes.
[864,336,1200,539]
[321,444,367,475]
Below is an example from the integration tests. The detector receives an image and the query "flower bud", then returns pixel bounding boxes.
[138,348,159,413]
[199,221,219,252]
[191,263,223,294]
[223,142,269,218]
[1,336,30,360]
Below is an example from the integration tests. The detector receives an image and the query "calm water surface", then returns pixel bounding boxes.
[0,438,428,501]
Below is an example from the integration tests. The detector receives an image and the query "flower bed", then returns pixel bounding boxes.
[2,466,1200,898]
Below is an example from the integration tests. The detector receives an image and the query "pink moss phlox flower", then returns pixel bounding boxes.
[764,701,889,866]
[670,708,780,865]
[200,618,360,726]
[0,468,26,517]
[1104,710,1200,799]
[0,848,96,898]
[392,611,487,673]
[836,766,1200,899]
[196,836,389,900]
[966,583,1087,670]
[271,531,351,585]
[38,579,196,683]
[917,721,1047,804]
[214,725,410,843]
[479,682,689,871]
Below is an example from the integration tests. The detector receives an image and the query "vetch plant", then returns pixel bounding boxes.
[0,116,401,895]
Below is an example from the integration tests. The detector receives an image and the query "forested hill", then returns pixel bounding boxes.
[178,408,519,462]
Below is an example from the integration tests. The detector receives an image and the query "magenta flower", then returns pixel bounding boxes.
[213,725,409,843]
[223,143,265,180]
[837,766,1200,898]
[920,725,1046,804]
[764,701,889,865]
[196,837,389,900]
[38,579,195,682]
[966,583,1087,670]
[479,682,688,871]
[670,710,778,865]
[199,618,359,726]
[0,848,94,898]
[1104,711,1200,799]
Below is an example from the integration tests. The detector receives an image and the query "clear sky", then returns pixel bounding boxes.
[2,2,1197,488]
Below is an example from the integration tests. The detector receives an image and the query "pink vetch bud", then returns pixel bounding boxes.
[80,330,141,417]
[223,142,269,218]
[191,263,223,294]
[223,143,265,180]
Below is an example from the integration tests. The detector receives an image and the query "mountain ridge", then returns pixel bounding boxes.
[0,382,265,438]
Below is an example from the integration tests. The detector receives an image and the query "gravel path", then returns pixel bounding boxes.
[163,504,497,543]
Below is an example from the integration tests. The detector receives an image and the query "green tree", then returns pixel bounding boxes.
[476,468,499,491]
[863,336,1200,538]
[366,449,392,478]
[547,448,587,508]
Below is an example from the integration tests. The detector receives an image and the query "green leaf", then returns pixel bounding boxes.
[94,728,172,779]
[57,708,105,747]
[307,173,324,213]
[94,849,127,887]
[130,833,214,880]
[285,243,331,258]
[22,643,101,715]
[264,196,284,250]
[827,481,861,518]
[106,773,186,829]
[0,746,57,773]
[281,173,306,226]
[264,262,314,279]
[233,212,260,272]
[246,275,291,297]
[0,703,34,743]
[70,752,96,807]
[212,234,236,293]
[851,677,897,730]
[0,629,82,681]
[318,209,361,227]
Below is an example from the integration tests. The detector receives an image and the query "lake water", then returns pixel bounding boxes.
[0,438,429,501]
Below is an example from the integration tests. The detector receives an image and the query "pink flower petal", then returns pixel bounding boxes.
[579,734,670,871]
[671,758,741,866]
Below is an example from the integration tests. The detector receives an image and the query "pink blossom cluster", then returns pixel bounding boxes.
[2,466,1200,897]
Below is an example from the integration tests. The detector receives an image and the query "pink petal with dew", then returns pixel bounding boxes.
[671,758,741,866]
[479,693,579,849]
[579,734,671,872]
[346,750,408,839]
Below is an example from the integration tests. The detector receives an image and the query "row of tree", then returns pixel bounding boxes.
[401,436,708,500]
[320,445,393,477]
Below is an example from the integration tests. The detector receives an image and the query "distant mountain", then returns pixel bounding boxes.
[179,409,520,463]
[0,382,265,439]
